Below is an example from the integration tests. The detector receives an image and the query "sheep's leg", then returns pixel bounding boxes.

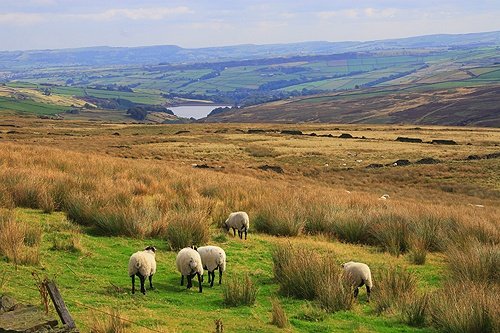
[232,228,236,236]
[219,266,223,285]
[197,273,203,293]
[187,274,193,289]
[354,280,365,300]
[353,287,359,298]
[131,275,135,294]
[210,271,215,287]
[244,228,247,240]
[366,285,371,303]
[180,275,184,286]
[207,271,211,284]
[149,275,154,290]
[139,274,146,295]
[238,230,242,239]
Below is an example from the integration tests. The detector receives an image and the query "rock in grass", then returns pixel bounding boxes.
[396,137,423,143]
[431,139,457,145]
[0,305,58,332]
[258,165,284,173]
[415,157,440,164]
[281,130,303,135]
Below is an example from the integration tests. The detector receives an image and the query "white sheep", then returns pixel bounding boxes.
[342,261,373,302]
[197,246,226,287]
[128,246,157,295]
[176,247,204,293]
[223,211,250,240]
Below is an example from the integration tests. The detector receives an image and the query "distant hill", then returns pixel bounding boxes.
[1,31,499,68]
[201,85,500,127]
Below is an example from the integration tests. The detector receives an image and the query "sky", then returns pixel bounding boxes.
[1,0,499,51]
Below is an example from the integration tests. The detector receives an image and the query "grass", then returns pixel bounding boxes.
[0,117,498,332]
[222,273,258,307]
[0,208,445,332]
[271,298,289,328]
[372,266,417,315]
[91,308,128,333]
[430,282,499,333]
[0,209,41,267]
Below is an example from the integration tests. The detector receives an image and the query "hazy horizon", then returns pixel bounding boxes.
[1,0,500,51]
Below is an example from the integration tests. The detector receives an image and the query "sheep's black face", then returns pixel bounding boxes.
[223,222,229,232]
[145,246,156,253]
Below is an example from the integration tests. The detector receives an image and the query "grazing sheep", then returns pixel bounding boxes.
[223,211,250,240]
[197,246,226,287]
[342,261,373,302]
[176,247,204,293]
[128,246,156,295]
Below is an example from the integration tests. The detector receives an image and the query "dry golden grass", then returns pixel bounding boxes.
[0,116,498,332]
[0,209,41,267]
[0,122,497,251]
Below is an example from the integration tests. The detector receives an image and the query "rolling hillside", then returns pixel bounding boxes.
[1,31,499,68]
[202,85,500,127]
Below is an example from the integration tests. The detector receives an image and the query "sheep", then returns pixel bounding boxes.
[342,261,373,302]
[176,247,204,293]
[223,211,249,240]
[128,246,156,295]
[197,246,226,287]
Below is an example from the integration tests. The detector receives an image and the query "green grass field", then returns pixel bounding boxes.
[1,208,442,333]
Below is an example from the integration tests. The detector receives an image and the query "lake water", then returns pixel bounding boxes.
[169,105,228,119]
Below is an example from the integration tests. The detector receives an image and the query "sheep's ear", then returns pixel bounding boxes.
[193,246,198,251]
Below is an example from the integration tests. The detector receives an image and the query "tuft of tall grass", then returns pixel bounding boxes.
[272,242,354,312]
[270,298,289,328]
[91,308,127,333]
[165,210,211,250]
[372,266,417,314]
[446,242,499,285]
[254,197,305,237]
[331,210,373,244]
[222,273,258,307]
[408,237,427,265]
[272,243,322,300]
[402,292,430,327]
[370,212,410,256]
[430,282,499,333]
[0,210,41,267]
[315,261,354,313]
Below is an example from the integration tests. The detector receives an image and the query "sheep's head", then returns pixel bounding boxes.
[189,257,198,270]
[145,246,156,253]
[341,261,354,269]
[222,220,229,232]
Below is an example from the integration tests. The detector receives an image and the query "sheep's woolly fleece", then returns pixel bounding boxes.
[225,211,250,231]
[128,248,156,277]
[176,247,204,276]
[342,261,373,288]
[197,246,226,272]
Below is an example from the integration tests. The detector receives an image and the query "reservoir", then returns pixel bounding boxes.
[169,105,228,119]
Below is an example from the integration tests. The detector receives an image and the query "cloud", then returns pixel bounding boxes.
[29,0,57,6]
[0,12,44,25]
[317,7,398,20]
[78,6,193,21]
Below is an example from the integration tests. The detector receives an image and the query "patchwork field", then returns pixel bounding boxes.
[0,117,498,332]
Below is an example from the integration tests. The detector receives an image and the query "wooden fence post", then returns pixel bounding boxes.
[44,281,77,329]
